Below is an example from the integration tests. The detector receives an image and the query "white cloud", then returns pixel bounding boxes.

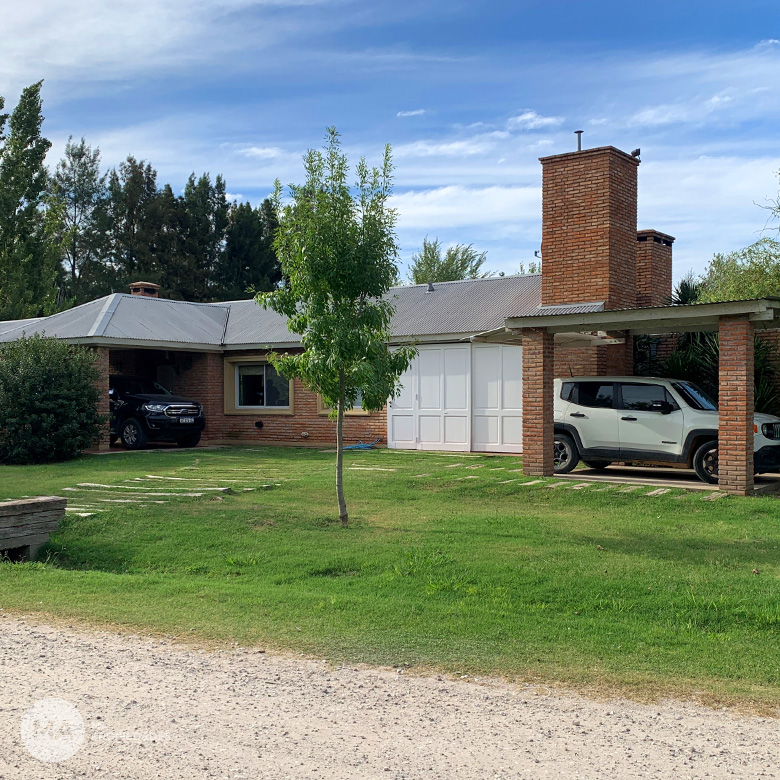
[225,192,244,201]
[394,139,496,158]
[237,146,285,159]
[506,110,563,131]
[392,185,540,229]
[397,109,426,117]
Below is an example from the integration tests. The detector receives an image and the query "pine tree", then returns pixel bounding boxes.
[0,82,62,319]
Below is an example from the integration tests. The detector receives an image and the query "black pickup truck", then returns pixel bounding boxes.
[109,375,205,450]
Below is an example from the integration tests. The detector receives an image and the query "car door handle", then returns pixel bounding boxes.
[570,412,586,418]
[621,416,637,421]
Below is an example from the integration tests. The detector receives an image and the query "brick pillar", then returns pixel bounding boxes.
[93,347,111,451]
[636,230,674,307]
[718,317,754,496]
[522,328,554,476]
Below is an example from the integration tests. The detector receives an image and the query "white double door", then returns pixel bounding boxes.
[387,343,523,453]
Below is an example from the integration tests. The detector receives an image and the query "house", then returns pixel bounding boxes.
[0,144,675,455]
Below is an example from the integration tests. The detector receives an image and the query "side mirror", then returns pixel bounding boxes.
[652,400,673,414]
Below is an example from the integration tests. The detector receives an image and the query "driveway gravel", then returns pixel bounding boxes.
[1,613,777,779]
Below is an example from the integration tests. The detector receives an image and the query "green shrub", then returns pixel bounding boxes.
[0,335,105,464]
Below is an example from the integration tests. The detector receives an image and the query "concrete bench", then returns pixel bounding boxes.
[0,497,67,561]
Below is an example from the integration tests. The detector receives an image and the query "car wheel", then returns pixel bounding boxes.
[553,433,579,474]
[175,432,202,448]
[693,440,718,484]
[120,418,148,450]
[582,460,612,470]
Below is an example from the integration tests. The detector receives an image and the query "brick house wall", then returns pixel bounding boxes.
[108,347,387,447]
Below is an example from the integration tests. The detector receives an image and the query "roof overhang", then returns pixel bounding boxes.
[472,329,624,347]
[504,298,780,336]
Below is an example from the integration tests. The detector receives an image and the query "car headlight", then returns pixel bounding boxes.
[143,403,169,413]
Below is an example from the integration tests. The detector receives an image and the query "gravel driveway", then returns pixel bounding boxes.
[1,613,777,779]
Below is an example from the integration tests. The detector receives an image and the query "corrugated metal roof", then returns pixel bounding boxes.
[387,275,542,338]
[0,317,43,337]
[529,301,605,316]
[102,295,228,344]
[0,275,546,348]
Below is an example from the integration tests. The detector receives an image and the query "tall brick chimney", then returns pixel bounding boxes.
[540,146,639,311]
[129,281,161,298]
[636,230,674,307]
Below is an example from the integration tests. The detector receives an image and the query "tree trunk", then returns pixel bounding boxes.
[336,371,348,527]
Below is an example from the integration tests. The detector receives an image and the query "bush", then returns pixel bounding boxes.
[0,335,105,464]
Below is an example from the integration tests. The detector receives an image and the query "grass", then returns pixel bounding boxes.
[1,446,780,711]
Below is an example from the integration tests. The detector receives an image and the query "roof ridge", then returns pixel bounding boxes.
[87,293,122,337]
[396,273,540,290]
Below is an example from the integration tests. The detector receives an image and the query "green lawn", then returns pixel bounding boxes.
[2,446,780,710]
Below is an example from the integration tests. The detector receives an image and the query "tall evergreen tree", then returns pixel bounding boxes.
[106,156,161,286]
[0,81,62,319]
[52,136,113,304]
[216,198,281,299]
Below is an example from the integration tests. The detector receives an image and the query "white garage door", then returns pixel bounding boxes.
[387,345,470,451]
[471,344,523,453]
[387,343,524,453]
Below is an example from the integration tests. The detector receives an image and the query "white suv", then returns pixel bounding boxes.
[553,376,780,483]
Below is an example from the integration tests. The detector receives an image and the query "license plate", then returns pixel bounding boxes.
[180,417,195,424]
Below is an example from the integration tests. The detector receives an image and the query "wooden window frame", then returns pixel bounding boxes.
[223,356,294,416]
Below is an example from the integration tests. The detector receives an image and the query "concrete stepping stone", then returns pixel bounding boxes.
[569,482,593,490]
[516,480,544,486]
[347,467,397,472]
[618,486,643,493]
[703,492,728,501]
[497,479,517,484]
[645,488,671,496]
[81,482,231,493]
[444,463,464,468]
[412,474,432,478]
[546,481,571,489]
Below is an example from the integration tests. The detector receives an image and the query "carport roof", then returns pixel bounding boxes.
[0,274,544,350]
[503,297,780,335]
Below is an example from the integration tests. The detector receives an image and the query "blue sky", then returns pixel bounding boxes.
[3,0,780,281]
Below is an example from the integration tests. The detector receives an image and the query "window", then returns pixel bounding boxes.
[236,364,290,408]
[620,383,677,412]
[671,381,717,411]
[560,382,574,402]
[317,389,367,416]
[574,382,614,409]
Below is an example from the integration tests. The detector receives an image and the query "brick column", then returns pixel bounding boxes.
[522,328,555,476]
[718,317,754,496]
[93,347,111,451]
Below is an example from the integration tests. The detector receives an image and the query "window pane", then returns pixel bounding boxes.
[238,365,264,407]
[561,382,574,401]
[264,364,290,407]
[621,384,671,411]
[575,382,613,409]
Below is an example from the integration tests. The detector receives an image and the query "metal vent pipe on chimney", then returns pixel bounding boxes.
[575,130,583,151]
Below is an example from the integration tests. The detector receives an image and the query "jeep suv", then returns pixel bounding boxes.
[109,375,205,450]
[553,376,780,483]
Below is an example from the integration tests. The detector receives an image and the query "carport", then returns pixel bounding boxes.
[478,298,780,497]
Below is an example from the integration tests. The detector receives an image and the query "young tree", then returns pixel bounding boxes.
[51,136,112,304]
[259,128,416,526]
[0,81,62,319]
[407,237,490,284]
[698,238,780,302]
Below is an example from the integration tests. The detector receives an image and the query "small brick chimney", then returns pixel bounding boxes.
[129,281,161,298]
[540,146,639,311]
[636,230,674,308]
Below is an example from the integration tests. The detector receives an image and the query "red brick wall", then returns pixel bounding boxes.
[540,146,639,311]
[718,317,754,495]
[522,328,554,475]
[554,338,633,378]
[636,230,674,308]
[93,346,110,450]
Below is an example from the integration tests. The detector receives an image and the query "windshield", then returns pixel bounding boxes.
[671,381,717,411]
[111,376,172,396]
